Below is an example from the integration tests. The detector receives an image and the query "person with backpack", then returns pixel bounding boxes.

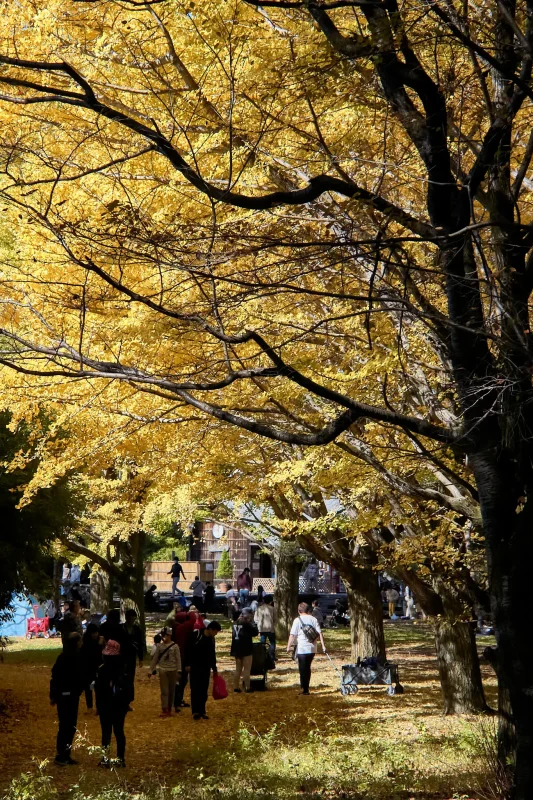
[168,557,186,598]
[150,626,181,717]
[95,639,130,768]
[255,595,276,661]
[50,632,85,765]
[385,586,400,618]
[287,602,327,695]
[184,620,221,720]
[231,610,258,693]
[189,576,206,612]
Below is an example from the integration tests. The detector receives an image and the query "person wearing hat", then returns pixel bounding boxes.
[150,626,182,717]
[50,632,84,765]
[95,639,130,768]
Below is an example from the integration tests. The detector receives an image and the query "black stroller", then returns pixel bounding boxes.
[249,642,276,691]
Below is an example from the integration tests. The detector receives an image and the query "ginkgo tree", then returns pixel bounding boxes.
[0,0,533,793]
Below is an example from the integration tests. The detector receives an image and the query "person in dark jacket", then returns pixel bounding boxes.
[50,632,84,765]
[60,600,83,645]
[183,621,221,720]
[121,609,144,707]
[81,624,103,710]
[99,609,125,648]
[144,584,159,612]
[231,611,258,693]
[204,581,216,613]
[95,639,130,768]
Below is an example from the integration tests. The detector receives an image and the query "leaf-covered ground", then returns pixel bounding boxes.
[0,620,497,800]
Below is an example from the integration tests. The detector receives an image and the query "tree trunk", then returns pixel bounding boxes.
[90,570,111,614]
[433,615,487,714]
[394,566,487,714]
[274,542,299,640]
[121,531,147,652]
[343,568,385,660]
[485,645,516,790]
[470,451,533,800]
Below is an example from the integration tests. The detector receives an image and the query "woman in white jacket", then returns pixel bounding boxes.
[150,627,181,717]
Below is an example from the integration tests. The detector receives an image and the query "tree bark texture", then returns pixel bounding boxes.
[343,568,386,660]
[120,530,147,648]
[472,453,533,800]
[433,616,487,715]
[90,570,111,615]
[274,543,299,640]
[393,565,487,714]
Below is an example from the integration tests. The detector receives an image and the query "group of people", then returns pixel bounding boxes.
[50,607,144,767]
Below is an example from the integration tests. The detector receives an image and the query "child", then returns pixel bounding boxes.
[150,632,162,657]
[150,627,181,717]
[95,639,129,768]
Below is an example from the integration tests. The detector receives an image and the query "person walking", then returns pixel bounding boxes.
[50,632,84,765]
[184,621,221,720]
[168,557,186,598]
[255,595,276,661]
[189,576,206,613]
[236,568,252,605]
[287,602,327,695]
[95,639,130,767]
[122,609,144,708]
[81,623,103,711]
[172,611,197,710]
[385,586,400,618]
[231,610,258,693]
[150,626,181,717]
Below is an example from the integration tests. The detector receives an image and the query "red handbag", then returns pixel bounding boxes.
[212,673,228,700]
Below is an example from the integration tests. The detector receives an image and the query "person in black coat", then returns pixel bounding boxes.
[95,639,130,768]
[99,609,125,647]
[50,632,84,765]
[204,581,216,613]
[183,621,221,720]
[230,611,258,693]
[121,609,144,707]
[81,624,103,710]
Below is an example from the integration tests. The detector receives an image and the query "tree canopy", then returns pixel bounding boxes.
[1,0,533,793]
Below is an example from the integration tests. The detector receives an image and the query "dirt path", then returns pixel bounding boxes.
[0,623,496,799]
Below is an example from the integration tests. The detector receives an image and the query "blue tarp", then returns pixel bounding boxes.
[0,594,37,637]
